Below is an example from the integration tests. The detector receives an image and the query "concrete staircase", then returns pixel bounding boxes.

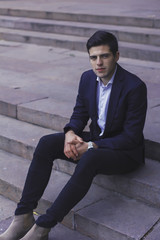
[0,8,160,62]
[0,6,160,240]
[0,88,160,240]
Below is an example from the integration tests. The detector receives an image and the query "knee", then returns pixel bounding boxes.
[35,135,51,152]
[38,135,51,147]
[34,133,65,158]
[34,134,55,158]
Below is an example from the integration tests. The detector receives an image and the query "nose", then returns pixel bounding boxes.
[96,56,103,65]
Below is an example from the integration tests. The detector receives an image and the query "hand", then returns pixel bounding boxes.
[75,141,98,160]
[64,130,83,161]
[75,141,88,160]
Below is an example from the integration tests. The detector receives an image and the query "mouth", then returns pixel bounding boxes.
[96,68,105,72]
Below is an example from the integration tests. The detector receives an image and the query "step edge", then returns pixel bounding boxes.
[0,8,159,28]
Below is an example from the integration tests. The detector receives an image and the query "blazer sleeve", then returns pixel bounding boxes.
[64,74,89,135]
[94,81,147,150]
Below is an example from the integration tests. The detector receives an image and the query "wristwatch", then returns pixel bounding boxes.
[88,141,94,150]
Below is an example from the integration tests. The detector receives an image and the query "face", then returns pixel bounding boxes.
[89,45,119,85]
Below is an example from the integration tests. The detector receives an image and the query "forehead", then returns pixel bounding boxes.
[89,45,111,56]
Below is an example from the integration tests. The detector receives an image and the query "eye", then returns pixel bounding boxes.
[90,56,97,61]
[102,54,110,59]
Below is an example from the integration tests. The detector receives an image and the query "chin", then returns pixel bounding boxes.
[97,73,107,78]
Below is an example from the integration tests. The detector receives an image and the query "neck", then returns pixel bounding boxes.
[101,78,110,86]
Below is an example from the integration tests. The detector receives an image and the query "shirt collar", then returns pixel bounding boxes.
[96,65,117,87]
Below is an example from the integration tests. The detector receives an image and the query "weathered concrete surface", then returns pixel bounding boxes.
[0,0,159,61]
[0,15,159,48]
[0,41,159,159]
[76,198,160,240]
[0,85,47,118]
[0,195,16,222]
[1,150,160,240]
[0,195,92,240]
[1,121,160,209]
[145,222,160,240]
[0,1,159,238]
[0,114,54,159]
[17,98,72,131]
[0,0,159,19]
[1,148,160,239]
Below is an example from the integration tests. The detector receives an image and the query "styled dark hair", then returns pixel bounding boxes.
[86,31,118,56]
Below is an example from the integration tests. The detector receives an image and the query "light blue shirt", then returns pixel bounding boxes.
[97,67,117,136]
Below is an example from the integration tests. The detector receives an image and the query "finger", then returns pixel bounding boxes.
[64,144,77,160]
[64,148,70,159]
[70,144,79,158]
[68,139,80,145]
[64,144,72,159]
[76,136,83,143]
[68,137,83,145]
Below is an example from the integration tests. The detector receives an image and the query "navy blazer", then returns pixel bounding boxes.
[64,64,147,163]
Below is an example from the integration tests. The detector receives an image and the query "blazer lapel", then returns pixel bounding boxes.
[90,71,101,138]
[104,65,124,133]
[90,71,98,118]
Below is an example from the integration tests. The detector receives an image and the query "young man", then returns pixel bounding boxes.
[0,31,147,240]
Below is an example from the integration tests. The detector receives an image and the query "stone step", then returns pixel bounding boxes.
[0,85,159,162]
[119,41,160,62]
[0,8,159,28]
[0,115,160,208]
[0,114,54,160]
[0,15,159,46]
[0,86,73,130]
[0,195,17,222]
[0,27,86,51]
[0,213,93,240]
[17,97,160,162]
[0,149,160,240]
[0,214,93,240]
[0,27,160,62]
[53,157,160,209]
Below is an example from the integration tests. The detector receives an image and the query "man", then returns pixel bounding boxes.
[0,31,147,240]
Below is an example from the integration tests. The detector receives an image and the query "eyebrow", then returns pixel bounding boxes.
[89,53,111,58]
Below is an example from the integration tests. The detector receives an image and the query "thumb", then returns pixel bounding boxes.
[76,136,83,143]
[68,136,83,145]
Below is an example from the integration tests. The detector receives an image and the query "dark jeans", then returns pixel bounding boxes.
[15,132,140,228]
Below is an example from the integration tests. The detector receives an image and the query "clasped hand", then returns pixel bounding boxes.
[64,130,88,161]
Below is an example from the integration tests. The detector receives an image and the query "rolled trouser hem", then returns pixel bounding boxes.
[36,215,57,229]
[15,209,33,216]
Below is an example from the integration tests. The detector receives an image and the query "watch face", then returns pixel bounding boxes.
[88,141,93,149]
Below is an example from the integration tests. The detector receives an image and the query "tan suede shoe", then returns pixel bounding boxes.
[0,212,35,240]
[20,224,50,240]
